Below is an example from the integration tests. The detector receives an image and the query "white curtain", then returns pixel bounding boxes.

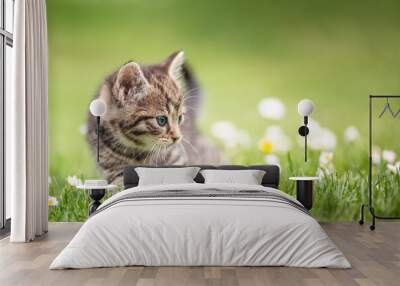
[8,0,48,242]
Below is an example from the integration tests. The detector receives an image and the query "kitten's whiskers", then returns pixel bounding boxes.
[154,144,162,166]
[163,144,167,162]
[179,143,189,162]
[182,138,199,155]
[144,143,157,164]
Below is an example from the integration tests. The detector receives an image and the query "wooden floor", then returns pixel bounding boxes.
[0,222,399,286]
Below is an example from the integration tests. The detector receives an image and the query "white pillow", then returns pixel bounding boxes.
[200,169,266,185]
[135,167,200,186]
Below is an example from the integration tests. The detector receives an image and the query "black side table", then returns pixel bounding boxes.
[289,177,319,210]
[88,189,106,215]
[77,184,118,215]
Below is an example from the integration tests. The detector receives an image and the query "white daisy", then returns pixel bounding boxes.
[48,196,59,207]
[303,119,337,151]
[387,162,400,174]
[211,121,237,141]
[265,154,280,165]
[210,121,252,149]
[66,175,82,187]
[372,146,381,165]
[258,98,286,120]
[79,123,88,135]
[236,130,252,149]
[263,125,292,153]
[319,128,337,150]
[316,151,335,177]
[344,126,360,143]
[319,151,333,167]
[382,150,396,164]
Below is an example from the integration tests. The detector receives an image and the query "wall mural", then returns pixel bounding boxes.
[47,0,400,221]
[86,51,225,185]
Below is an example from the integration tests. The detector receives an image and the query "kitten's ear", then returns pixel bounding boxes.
[164,51,184,82]
[113,61,149,104]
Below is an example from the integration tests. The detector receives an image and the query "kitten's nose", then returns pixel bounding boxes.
[171,135,181,143]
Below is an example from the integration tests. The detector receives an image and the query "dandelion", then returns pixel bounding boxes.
[372,146,381,165]
[79,123,88,135]
[264,154,280,166]
[48,196,59,207]
[344,126,360,143]
[66,175,82,187]
[382,150,396,164]
[258,98,285,120]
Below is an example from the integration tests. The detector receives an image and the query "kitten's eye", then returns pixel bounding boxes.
[156,116,168,127]
[178,115,184,124]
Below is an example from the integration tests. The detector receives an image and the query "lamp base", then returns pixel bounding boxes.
[88,188,106,215]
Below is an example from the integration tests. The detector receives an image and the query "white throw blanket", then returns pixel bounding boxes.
[50,183,351,269]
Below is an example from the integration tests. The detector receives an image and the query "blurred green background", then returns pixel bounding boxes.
[47,0,400,221]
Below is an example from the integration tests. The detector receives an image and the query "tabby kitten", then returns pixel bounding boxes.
[87,51,224,184]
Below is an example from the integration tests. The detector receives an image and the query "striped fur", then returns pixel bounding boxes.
[87,51,225,185]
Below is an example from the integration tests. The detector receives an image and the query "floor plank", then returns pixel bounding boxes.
[0,222,399,286]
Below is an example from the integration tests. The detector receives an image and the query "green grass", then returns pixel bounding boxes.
[48,176,90,221]
[49,145,400,222]
[47,0,400,221]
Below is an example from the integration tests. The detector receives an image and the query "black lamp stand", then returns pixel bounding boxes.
[88,115,105,215]
[96,116,100,162]
[298,116,309,162]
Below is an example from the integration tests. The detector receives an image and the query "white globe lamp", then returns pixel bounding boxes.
[90,99,107,117]
[298,99,314,116]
